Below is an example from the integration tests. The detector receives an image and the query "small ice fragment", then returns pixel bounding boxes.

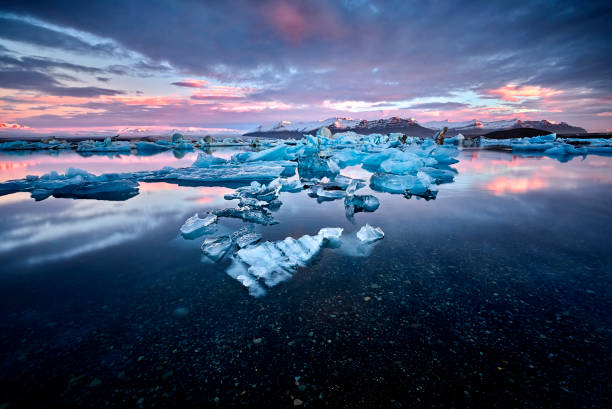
[180,213,217,238]
[318,227,343,242]
[235,231,262,248]
[201,236,233,261]
[345,195,380,212]
[356,224,384,243]
[192,153,226,167]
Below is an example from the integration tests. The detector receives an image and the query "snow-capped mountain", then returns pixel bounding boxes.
[247,118,361,134]
[244,117,435,138]
[423,119,587,135]
[244,117,587,138]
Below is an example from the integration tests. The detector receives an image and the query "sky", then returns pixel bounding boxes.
[0,0,611,136]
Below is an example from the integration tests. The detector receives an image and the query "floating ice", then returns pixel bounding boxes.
[232,144,291,162]
[356,224,384,243]
[0,167,139,201]
[332,148,369,167]
[201,236,233,262]
[213,207,277,225]
[225,180,281,202]
[234,230,262,248]
[0,140,72,150]
[140,161,296,185]
[192,153,227,167]
[77,139,131,152]
[345,194,380,212]
[180,213,217,238]
[370,171,436,196]
[227,227,343,296]
[136,141,174,152]
[298,152,339,178]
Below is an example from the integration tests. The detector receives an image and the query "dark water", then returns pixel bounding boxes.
[0,149,610,408]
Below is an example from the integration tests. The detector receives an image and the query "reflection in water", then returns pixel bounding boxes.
[0,145,611,408]
[0,182,230,266]
[452,149,612,195]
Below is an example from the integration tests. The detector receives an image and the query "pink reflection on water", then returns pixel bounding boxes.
[487,177,548,195]
[454,150,612,195]
[0,152,199,181]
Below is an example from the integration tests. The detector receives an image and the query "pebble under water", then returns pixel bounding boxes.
[0,148,610,408]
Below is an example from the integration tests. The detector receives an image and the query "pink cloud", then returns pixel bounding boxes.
[486,84,563,102]
[171,79,209,88]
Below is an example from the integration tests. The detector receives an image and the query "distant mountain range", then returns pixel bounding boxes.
[243,117,587,138]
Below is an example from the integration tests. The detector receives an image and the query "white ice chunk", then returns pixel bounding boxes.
[201,236,233,262]
[180,213,217,238]
[356,224,384,243]
[228,227,343,296]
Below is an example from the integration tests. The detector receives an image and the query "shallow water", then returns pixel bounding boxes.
[0,148,610,408]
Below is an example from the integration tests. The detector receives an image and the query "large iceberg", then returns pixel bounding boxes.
[0,167,139,201]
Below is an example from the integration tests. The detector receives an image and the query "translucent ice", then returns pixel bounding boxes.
[77,140,132,152]
[228,227,343,296]
[356,224,384,243]
[180,213,217,238]
[370,171,436,196]
[192,153,227,167]
[201,236,233,262]
[213,207,277,225]
[345,194,380,212]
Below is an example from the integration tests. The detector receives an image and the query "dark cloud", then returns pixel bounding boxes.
[0,54,106,74]
[405,102,471,110]
[0,16,119,56]
[0,69,124,97]
[2,0,610,100]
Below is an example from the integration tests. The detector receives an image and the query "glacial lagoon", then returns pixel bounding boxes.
[0,136,610,408]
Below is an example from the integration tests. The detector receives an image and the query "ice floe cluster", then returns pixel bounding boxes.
[0,133,269,154]
[477,134,612,161]
[2,127,610,296]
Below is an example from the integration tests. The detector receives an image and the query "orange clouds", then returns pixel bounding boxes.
[487,84,563,102]
[1,122,30,129]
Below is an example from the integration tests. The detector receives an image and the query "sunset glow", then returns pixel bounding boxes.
[0,1,610,135]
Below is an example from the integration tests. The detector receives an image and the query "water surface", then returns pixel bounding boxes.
[0,148,610,408]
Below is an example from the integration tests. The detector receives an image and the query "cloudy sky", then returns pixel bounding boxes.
[0,0,611,135]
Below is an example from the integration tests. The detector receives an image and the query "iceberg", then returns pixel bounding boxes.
[0,140,73,151]
[231,144,290,162]
[298,152,339,179]
[0,167,139,201]
[370,171,436,196]
[140,161,296,185]
[180,213,217,238]
[345,194,380,212]
[332,148,369,167]
[227,227,343,296]
[356,224,384,243]
[213,207,277,225]
[201,236,233,262]
[77,139,132,152]
[225,180,281,202]
[234,230,262,248]
[192,153,227,167]
[136,141,174,152]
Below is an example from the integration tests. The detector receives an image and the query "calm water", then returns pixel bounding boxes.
[0,148,610,408]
